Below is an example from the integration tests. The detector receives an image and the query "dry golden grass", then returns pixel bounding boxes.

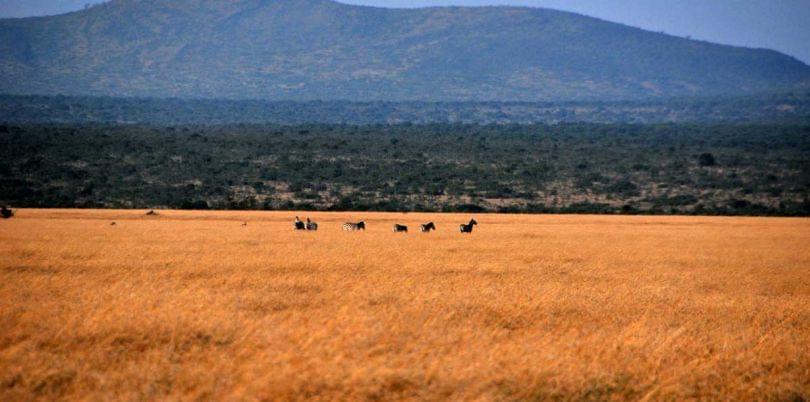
[1,209,809,401]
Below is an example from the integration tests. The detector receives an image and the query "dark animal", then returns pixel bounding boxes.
[294,216,306,231]
[242,222,248,227]
[393,224,408,233]
[420,222,436,233]
[1,206,13,219]
[342,221,366,231]
[306,218,318,231]
[459,218,478,234]
[110,222,117,226]
[146,209,157,216]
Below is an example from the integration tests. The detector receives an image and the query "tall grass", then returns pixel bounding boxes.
[1,210,808,400]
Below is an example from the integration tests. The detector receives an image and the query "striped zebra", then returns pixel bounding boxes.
[459,218,478,234]
[306,218,318,231]
[393,224,408,233]
[294,216,306,231]
[420,222,436,233]
[342,221,366,231]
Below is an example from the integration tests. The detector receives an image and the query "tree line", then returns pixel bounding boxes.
[0,123,808,216]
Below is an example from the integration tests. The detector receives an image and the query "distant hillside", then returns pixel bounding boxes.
[2,93,809,125]
[1,0,809,101]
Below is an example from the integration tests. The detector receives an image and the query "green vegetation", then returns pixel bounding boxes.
[2,0,808,101]
[2,94,810,125]
[1,123,807,216]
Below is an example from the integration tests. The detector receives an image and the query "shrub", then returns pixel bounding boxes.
[698,153,716,167]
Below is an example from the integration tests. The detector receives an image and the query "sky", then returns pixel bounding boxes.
[1,0,808,64]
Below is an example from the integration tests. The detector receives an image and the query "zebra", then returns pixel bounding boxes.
[420,222,436,233]
[393,224,408,233]
[294,216,306,231]
[342,221,366,231]
[306,218,318,231]
[1,206,13,219]
[459,218,478,234]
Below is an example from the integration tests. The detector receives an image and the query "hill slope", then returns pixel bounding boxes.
[1,0,809,101]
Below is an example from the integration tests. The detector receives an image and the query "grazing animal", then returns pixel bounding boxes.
[1,206,13,219]
[393,224,408,233]
[420,222,436,233]
[110,222,117,226]
[306,218,318,231]
[342,221,366,231]
[294,216,306,231]
[146,209,157,216]
[459,218,478,234]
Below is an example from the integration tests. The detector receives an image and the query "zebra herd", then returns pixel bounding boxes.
[297,217,478,234]
[1,208,478,234]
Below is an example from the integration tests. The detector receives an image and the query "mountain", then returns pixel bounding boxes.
[1,0,809,101]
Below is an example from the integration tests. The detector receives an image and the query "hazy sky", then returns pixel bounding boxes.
[1,0,808,64]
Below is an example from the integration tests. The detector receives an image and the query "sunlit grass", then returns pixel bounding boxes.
[1,209,808,400]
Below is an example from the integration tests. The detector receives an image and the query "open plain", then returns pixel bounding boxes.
[1,209,809,401]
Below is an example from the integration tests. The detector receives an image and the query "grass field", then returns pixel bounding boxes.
[1,209,809,401]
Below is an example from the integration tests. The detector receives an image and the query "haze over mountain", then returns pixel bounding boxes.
[1,0,809,101]
[4,0,810,66]
[0,0,105,18]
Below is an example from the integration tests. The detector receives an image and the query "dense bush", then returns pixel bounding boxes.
[1,94,809,125]
[0,123,807,216]
[698,153,716,167]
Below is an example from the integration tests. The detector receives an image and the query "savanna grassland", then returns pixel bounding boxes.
[1,210,809,401]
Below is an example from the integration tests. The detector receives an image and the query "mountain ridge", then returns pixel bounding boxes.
[1,0,809,101]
